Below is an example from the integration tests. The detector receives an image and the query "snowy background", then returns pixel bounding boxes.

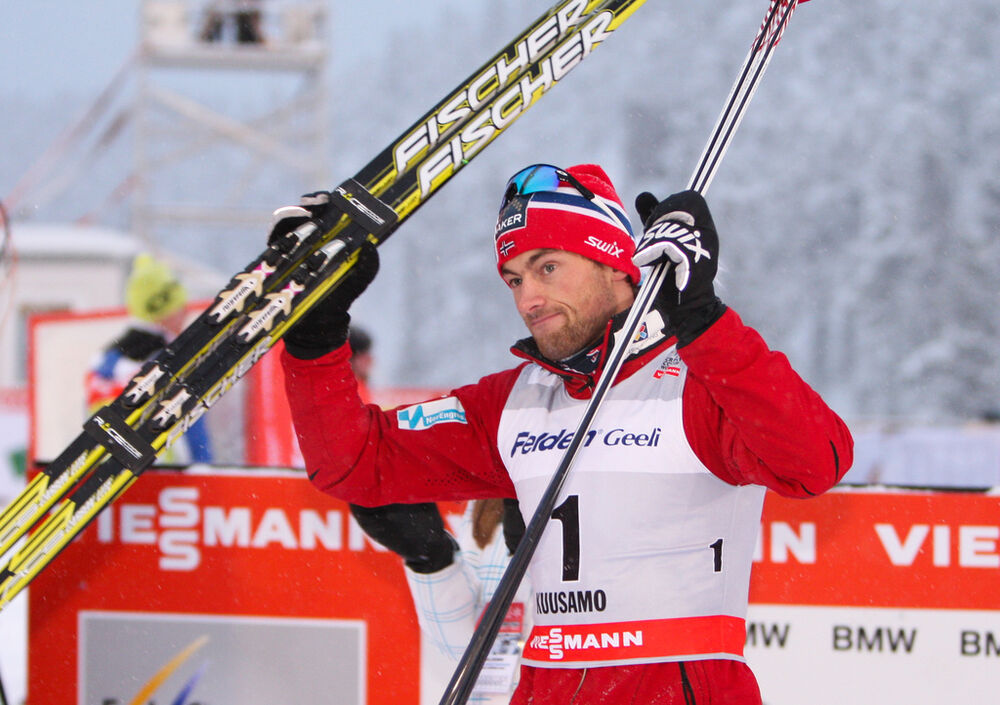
[2,0,999,425]
[1,2,999,703]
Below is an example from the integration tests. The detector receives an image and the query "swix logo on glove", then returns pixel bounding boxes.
[643,219,711,263]
[633,209,715,293]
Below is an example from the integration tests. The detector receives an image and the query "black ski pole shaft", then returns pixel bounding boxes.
[438,2,805,703]
[690,0,802,194]
[0,660,8,705]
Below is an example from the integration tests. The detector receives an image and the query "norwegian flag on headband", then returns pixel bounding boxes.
[755,0,807,52]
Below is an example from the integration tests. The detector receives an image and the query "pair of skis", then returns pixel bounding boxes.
[0,0,648,612]
[439,1,808,703]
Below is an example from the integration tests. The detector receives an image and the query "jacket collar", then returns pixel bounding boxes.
[510,306,675,398]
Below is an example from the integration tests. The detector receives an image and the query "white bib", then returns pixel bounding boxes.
[497,346,765,667]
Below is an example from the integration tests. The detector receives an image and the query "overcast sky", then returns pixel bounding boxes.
[0,1,436,99]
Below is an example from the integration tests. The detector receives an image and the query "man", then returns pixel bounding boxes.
[349,497,528,703]
[341,291,527,701]
[346,325,375,403]
[279,164,853,703]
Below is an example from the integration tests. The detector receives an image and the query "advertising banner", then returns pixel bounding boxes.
[27,473,1000,704]
[28,468,442,705]
[746,488,1000,704]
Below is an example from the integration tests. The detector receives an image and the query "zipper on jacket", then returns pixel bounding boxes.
[679,662,697,704]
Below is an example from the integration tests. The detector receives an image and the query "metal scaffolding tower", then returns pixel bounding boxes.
[134,1,330,251]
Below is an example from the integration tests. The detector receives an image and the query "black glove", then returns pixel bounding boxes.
[270,193,380,360]
[267,191,333,252]
[349,503,457,574]
[502,499,525,556]
[634,189,726,346]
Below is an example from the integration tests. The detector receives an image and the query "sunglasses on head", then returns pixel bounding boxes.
[501,164,596,208]
[502,163,630,234]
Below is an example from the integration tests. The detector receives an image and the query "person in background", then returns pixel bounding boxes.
[200,0,264,44]
[86,253,213,464]
[350,498,528,703]
[278,164,853,703]
[347,326,374,404]
[343,323,529,701]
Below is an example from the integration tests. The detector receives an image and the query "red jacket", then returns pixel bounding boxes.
[282,308,851,506]
[281,307,853,704]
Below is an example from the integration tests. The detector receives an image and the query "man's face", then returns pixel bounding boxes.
[500,248,632,360]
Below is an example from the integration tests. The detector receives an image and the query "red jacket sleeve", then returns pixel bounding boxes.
[281,343,520,506]
[679,308,853,498]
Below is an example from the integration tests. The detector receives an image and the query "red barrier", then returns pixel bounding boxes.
[27,474,1000,704]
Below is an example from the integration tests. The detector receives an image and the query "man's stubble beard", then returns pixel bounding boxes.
[531,286,620,361]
